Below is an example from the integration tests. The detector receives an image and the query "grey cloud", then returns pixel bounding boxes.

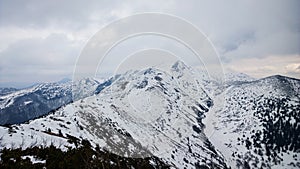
[285,63,300,78]
[0,0,114,29]
[0,0,300,86]
[1,33,77,64]
[0,0,177,30]
[221,30,256,54]
[0,33,79,83]
[169,0,300,60]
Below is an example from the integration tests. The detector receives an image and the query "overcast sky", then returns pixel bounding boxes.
[0,0,299,88]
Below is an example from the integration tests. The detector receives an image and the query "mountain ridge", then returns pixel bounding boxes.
[0,61,299,168]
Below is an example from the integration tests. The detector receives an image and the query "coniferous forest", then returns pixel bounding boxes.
[0,139,170,169]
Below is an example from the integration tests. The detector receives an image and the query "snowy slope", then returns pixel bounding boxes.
[0,78,100,125]
[0,61,228,169]
[1,61,299,168]
[224,70,256,85]
[206,75,300,168]
[0,88,19,96]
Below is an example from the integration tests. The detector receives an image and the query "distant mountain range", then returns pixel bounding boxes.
[0,78,100,125]
[0,61,299,168]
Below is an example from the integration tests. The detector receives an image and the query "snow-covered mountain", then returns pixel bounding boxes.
[0,88,19,96]
[0,78,100,125]
[0,61,299,168]
[224,70,256,85]
[0,61,228,168]
[206,75,300,168]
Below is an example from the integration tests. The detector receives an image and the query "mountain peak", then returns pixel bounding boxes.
[1,63,299,168]
[224,70,256,84]
[171,60,189,71]
[267,74,300,81]
[260,74,300,82]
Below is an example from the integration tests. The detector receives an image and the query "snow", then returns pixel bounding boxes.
[21,155,46,164]
[0,61,299,168]
[0,62,228,168]
[0,87,36,109]
[24,101,32,105]
[203,75,300,168]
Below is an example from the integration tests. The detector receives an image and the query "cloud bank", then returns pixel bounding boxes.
[0,0,299,87]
